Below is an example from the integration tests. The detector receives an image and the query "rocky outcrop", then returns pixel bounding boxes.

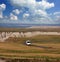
[0,32,60,42]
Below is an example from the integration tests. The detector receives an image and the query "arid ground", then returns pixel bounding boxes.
[0,27,60,62]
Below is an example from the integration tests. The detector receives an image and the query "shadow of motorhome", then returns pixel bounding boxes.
[30,44,53,49]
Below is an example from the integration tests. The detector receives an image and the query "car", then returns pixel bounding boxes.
[26,40,31,46]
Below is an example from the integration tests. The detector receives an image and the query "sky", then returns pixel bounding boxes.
[0,0,60,24]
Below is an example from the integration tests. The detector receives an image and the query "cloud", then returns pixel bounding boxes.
[10,13,18,20]
[53,12,60,23]
[0,0,56,24]
[35,10,47,16]
[54,12,60,16]
[0,3,6,10]
[10,0,54,10]
[11,0,36,8]
[0,4,6,18]
[10,0,55,24]
[0,12,3,18]
[23,13,29,18]
[13,9,21,15]
[10,0,54,17]
[37,0,54,10]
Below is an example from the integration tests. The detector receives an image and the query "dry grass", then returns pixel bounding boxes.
[0,27,60,32]
[0,42,60,59]
[0,35,60,59]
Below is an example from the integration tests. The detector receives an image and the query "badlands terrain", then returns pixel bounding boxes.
[0,31,60,42]
[0,26,60,62]
[0,26,60,42]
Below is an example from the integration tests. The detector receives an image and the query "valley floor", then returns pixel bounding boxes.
[0,35,60,59]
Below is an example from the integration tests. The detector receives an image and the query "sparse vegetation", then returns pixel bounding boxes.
[6,35,60,43]
[0,27,60,61]
[0,35,60,62]
[0,27,60,32]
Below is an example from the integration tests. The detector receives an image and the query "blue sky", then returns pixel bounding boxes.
[0,0,60,24]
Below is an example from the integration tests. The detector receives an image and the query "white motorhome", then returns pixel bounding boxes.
[26,40,31,45]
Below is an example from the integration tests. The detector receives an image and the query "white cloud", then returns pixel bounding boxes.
[54,12,60,15]
[35,10,47,16]
[0,4,6,10]
[10,0,55,24]
[23,13,29,18]
[10,13,18,20]
[13,9,20,15]
[37,0,54,10]
[10,0,54,10]
[11,0,36,8]
[53,12,60,23]
[0,4,6,19]
[10,0,54,15]
[0,12,3,18]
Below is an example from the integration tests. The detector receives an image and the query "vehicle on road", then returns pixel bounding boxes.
[26,40,31,46]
